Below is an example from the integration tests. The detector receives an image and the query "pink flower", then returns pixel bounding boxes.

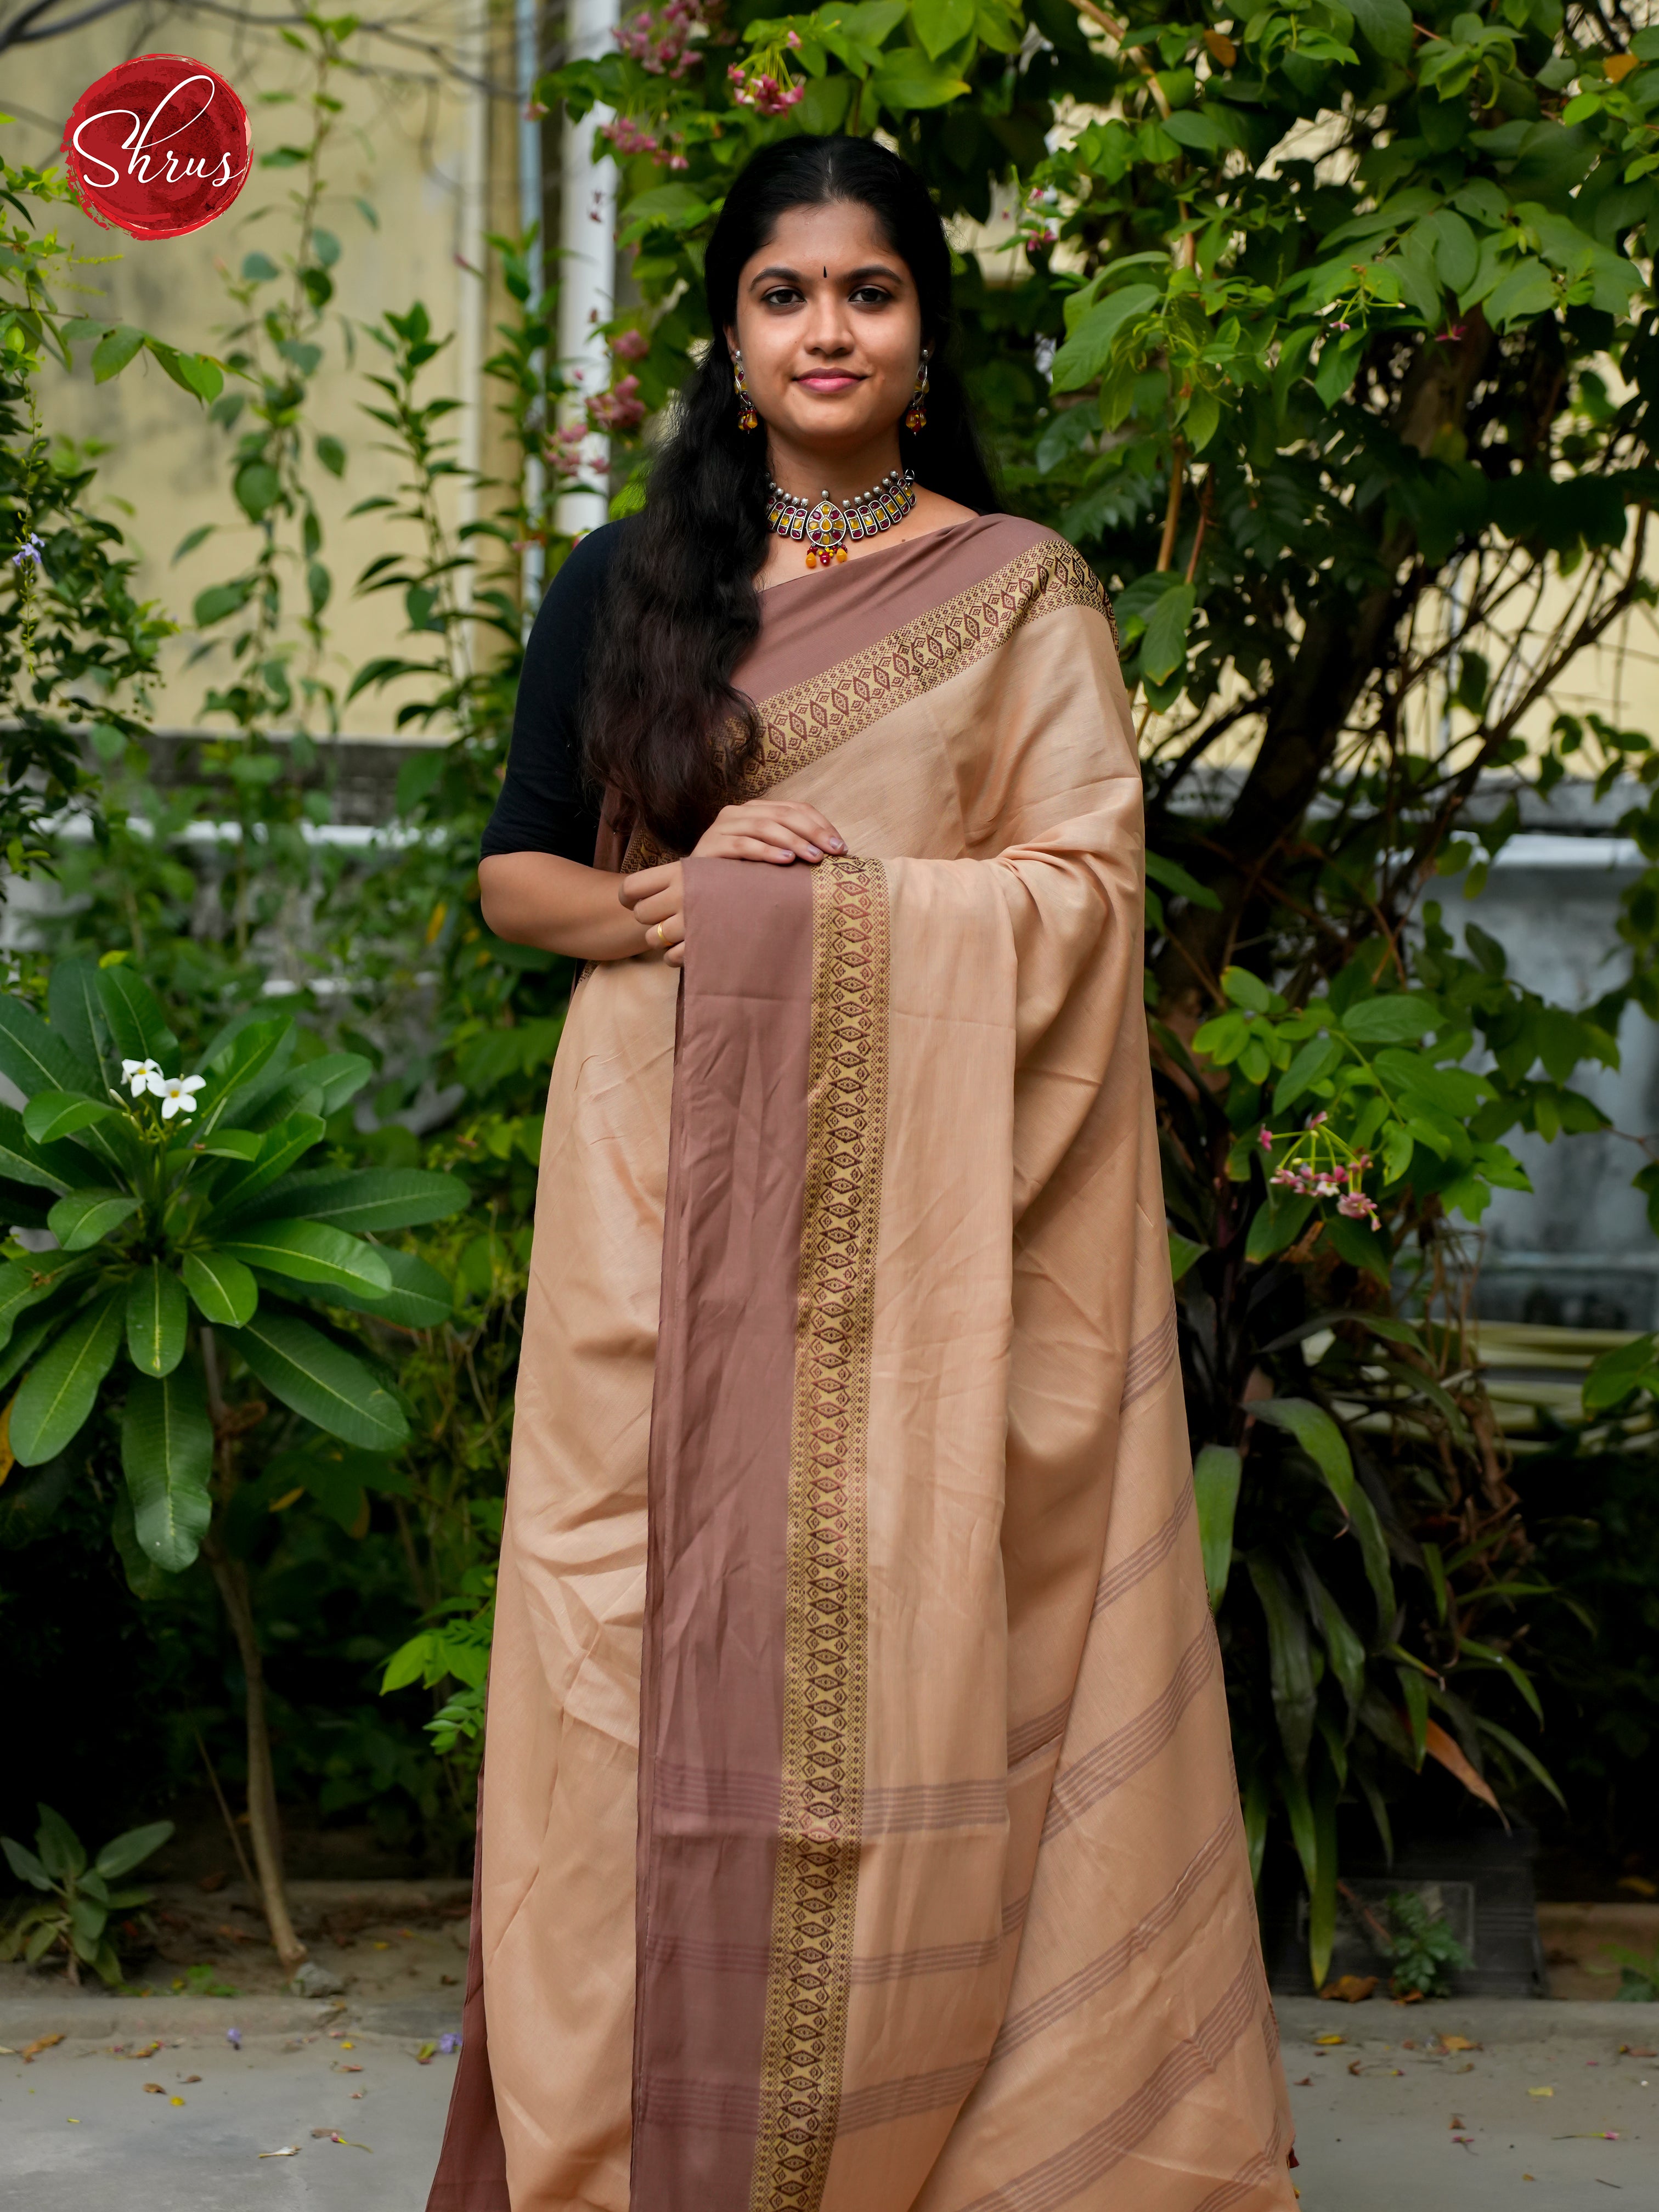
[612,328,651,361]
[603,117,661,155]
[588,373,645,431]
[1337,1192,1379,1222]
[1258,1128,1274,1153]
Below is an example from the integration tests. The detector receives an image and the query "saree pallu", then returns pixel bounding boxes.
[428,515,1295,2212]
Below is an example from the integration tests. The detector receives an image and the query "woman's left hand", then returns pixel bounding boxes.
[619,860,689,967]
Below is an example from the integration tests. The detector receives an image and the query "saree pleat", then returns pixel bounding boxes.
[428,515,1294,2212]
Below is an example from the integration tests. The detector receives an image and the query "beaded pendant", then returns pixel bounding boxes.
[766,469,917,571]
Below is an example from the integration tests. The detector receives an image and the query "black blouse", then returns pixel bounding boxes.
[479,519,633,866]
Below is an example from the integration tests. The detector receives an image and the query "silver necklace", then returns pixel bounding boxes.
[766,469,917,571]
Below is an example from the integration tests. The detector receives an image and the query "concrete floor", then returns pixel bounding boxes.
[3,1994,1656,2208]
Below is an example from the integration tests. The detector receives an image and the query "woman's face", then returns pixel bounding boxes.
[725,199,925,463]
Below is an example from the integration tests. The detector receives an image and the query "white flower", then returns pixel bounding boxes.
[151,1073,206,1119]
[122,1057,162,1097]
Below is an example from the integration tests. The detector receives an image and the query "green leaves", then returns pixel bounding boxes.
[8,1290,124,1464]
[1248,1552,1318,1774]
[126,1263,188,1379]
[23,1093,116,1145]
[91,324,144,382]
[238,1166,467,1233]
[95,966,177,1065]
[910,0,974,58]
[870,54,970,108]
[1337,994,1438,1043]
[224,1311,409,1449]
[1051,284,1161,392]
[1139,583,1197,684]
[1193,1446,1243,1610]
[180,1250,260,1329]
[217,1217,393,1295]
[1582,1333,1659,1413]
[208,1114,327,1219]
[1347,0,1412,60]
[1249,1395,1353,1510]
[121,1368,212,1571]
[93,1821,175,1880]
[47,1189,139,1251]
[0,995,96,1103]
[318,1245,454,1329]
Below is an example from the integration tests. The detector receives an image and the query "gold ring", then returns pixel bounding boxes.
[651,923,664,947]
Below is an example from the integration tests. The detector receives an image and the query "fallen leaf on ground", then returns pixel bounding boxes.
[142,2083,164,2095]
[169,2096,186,2107]
[180,2074,201,2084]
[311,2127,335,2138]
[21,2035,64,2062]
[258,2147,300,2159]
[1293,2076,1312,2087]
[1313,2033,1345,2046]
[1450,2116,1464,2129]
[1556,2132,1621,2141]
[1619,2046,1657,2058]
[1318,1975,1378,2003]
[1436,2035,1480,2053]
[416,2042,437,2064]
[1528,2086,1554,2097]
[1347,2060,1363,2076]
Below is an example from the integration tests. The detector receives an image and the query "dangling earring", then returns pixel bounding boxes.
[905,350,930,432]
[732,349,759,433]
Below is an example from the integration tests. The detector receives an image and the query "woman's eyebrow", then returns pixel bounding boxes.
[747,261,908,287]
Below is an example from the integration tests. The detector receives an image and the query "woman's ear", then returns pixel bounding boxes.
[722,323,740,362]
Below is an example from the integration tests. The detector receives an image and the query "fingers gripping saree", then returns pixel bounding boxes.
[428,516,1295,2212]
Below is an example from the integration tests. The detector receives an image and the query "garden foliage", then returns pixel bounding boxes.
[2,0,1658,1981]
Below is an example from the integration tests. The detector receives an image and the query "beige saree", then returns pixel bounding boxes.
[428,514,1295,2212]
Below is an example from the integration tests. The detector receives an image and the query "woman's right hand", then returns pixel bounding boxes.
[692,799,846,866]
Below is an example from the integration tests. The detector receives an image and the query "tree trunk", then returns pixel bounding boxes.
[203,1537,308,1977]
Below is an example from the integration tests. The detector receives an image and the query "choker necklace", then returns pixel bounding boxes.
[766,469,917,571]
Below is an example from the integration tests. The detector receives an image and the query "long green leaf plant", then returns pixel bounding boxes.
[0,957,465,1972]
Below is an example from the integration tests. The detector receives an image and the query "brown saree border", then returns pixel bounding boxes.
[743,537,1113,800]
[625,538,1113,874]
[748,856,890,2212]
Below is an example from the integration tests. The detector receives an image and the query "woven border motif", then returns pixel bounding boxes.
[741,535,1115,802]
[747,855,889,2212]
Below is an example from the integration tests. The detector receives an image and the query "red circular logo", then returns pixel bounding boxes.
[62,55,251,241]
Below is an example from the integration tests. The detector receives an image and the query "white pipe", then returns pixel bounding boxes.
[555,0,618,540]
[455,5,490,607]
[517,0,547,606]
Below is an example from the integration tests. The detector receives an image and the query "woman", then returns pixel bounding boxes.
[430,134,1294,2212]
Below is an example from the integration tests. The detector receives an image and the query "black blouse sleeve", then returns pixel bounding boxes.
[479,520,631,866]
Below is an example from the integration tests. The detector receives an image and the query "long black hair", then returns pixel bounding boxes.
[582,134,998,855]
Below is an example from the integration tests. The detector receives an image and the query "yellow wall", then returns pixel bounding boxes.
[7,8,499,740]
